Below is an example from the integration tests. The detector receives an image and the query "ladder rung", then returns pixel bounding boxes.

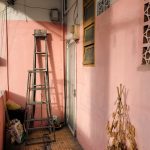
[30,87,49,90]
[33,84,46,87]
[35,52,47,55]
[34,35,47,37]
[34,68,47,71]
[28,70,51,73]
[28,70,47,73]
[28,85,49,90]
[28,125,53,131]
[27,101,48,105]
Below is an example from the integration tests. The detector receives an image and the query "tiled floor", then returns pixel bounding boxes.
[5,126,83,150]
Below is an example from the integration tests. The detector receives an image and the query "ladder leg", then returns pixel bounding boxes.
[40,81,43,126]
[45,37,56,141]
[25,72,31,138]
[46,73,56,141]
[31,37,37,127]
[44,74,51,131]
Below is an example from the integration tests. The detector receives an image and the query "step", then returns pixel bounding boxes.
[34,30,47,37]
[34,34,47,38]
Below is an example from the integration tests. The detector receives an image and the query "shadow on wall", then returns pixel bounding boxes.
[33,34,64,119]
[47,34,64,119]
[0,57,6,67]
[8,91,26,107]
[76,4,112,150]
[89,17,110,149]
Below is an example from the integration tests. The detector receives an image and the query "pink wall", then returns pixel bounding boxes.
[0,0,64,146]
[0,20,65,119]
[76,0,149,149]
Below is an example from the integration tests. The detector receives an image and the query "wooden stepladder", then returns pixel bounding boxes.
[25,29,55,146]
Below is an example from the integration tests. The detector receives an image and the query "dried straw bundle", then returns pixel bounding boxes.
[107,84,138,150]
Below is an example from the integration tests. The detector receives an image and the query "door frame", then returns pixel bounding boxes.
[66,39,77,136]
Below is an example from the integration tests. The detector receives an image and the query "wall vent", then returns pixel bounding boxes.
[142,2,150,65]
[97,0,110,16]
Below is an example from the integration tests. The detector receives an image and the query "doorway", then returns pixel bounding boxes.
[66,40,77,136]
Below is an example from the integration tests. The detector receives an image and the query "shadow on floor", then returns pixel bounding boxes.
[5,126,83,150]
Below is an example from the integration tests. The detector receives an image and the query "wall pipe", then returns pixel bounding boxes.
[5,3,9,100]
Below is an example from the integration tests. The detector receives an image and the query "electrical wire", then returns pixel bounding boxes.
[15,2,51,10]
[64,1,76,15]
[0,0,51,12]
[73,0,78,24]
[23,0,28,22]
[0,0,9,94]
[5,5,10,98]
[0,9,5,56]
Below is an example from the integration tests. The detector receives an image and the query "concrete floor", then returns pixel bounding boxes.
[5,126,83,150]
